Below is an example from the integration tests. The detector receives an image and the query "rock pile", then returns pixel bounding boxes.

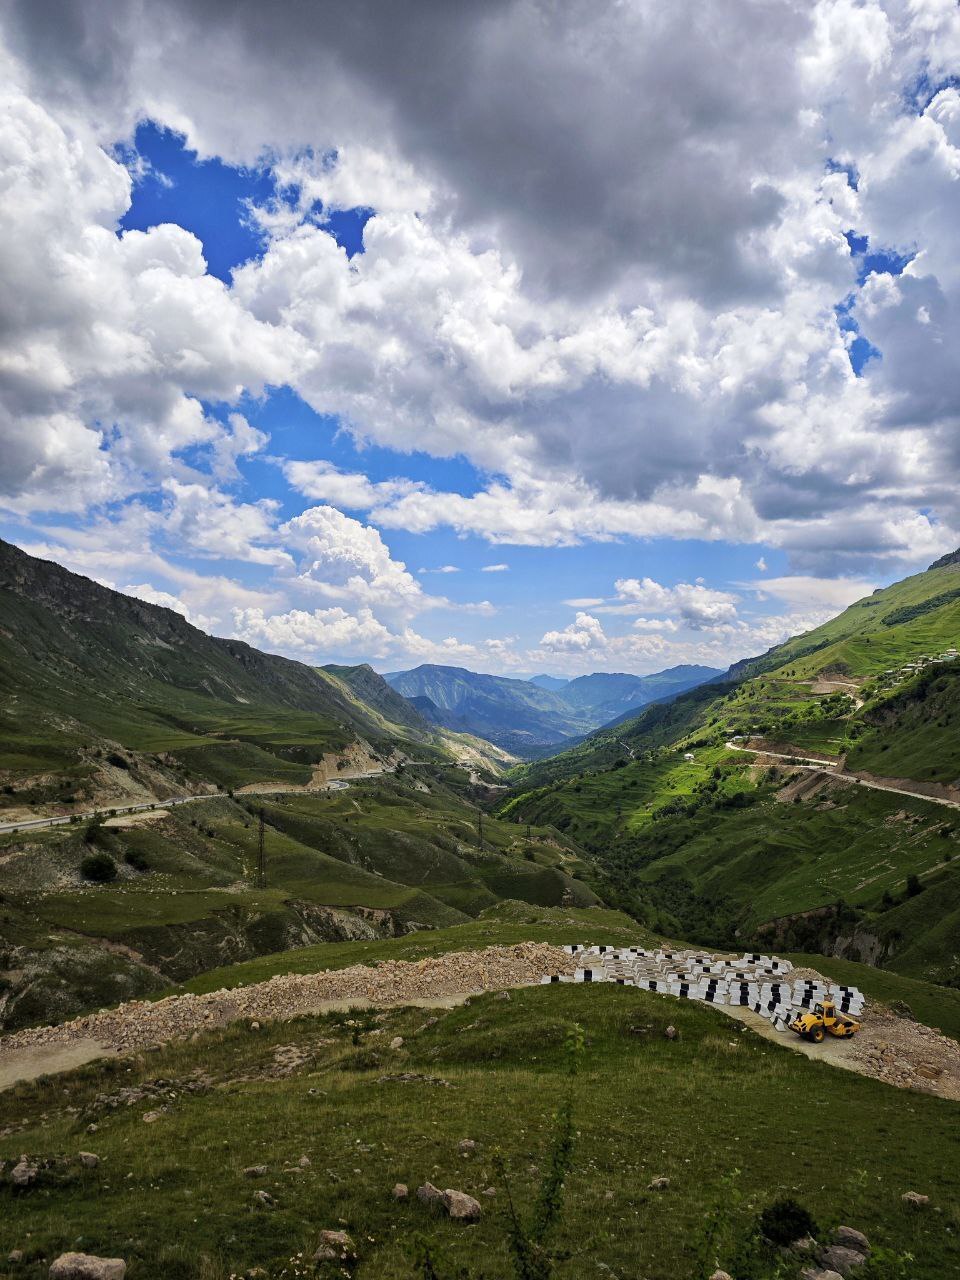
[0,944,574,1060]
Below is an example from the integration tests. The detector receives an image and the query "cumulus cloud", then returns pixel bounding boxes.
[540,612,607,653]
[611,578,741,629]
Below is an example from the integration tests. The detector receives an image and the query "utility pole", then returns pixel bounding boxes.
[257,808,265,888]
[477,807,484,851]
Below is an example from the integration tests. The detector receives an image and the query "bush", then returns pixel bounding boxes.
[80,852,118,883]
[106,752,130,770]
[906,873,923,897]
[757,1197,818,1247]
[124,849,151,871]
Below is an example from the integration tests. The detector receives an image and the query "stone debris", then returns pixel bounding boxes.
[77,1152,100,1169]
[834,1226,870,1255]
[48,1255,126,1280]
[0,944,574,1060]
[901,1190,929,1207]
[313,1230,355,1262]
[11,1155,38,1187]
[443,1188,482,1222]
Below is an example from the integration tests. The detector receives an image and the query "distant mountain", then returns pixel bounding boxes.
[384,662,721,755]
[526,674,570,691]
[560,667,721,723]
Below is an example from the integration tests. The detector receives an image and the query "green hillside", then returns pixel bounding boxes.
[500,552,960,981]
[0,766,598,1031]
[3,959,958,1279]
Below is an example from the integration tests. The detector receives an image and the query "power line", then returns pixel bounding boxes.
[257,808,265,888]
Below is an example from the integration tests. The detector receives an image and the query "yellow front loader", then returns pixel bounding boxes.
[789,999,861,1043]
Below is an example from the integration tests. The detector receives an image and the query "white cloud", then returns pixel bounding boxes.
[419,564,459,574]
[612,577,741,629]
[539,612,606,653]
[481,563,509,573]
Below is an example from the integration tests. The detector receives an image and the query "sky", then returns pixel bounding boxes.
[1,0,959,678]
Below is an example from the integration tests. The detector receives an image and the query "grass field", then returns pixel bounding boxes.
[2,982,958,1279]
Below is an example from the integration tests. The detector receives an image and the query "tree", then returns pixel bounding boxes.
[80,852,118,883]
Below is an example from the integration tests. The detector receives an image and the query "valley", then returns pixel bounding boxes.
[2,541,960,1278]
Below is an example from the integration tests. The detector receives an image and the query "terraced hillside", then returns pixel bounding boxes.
[501,553,960,982]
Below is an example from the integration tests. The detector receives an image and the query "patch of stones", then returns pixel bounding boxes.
[542,946,865,1034]
[0,943,575,1060]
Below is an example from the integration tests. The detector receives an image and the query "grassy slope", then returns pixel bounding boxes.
[2,982,958,1279]
[0,773,600,1027]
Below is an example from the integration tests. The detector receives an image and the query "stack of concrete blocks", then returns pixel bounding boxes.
[541,946,865,1033]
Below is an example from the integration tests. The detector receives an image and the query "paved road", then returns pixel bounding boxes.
[726,741,960,811]
[0,792,221,836]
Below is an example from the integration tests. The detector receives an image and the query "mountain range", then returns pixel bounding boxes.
[383,663,721,755]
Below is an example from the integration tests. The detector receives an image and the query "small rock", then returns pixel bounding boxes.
[298,1155,311,1168]
[834,1226,870,1255]
[497,991,511,1000]
[647,1176,670,1191]
[141,1111,160,1124]
[243,1165,268,1178]
[49,1254,126,1280]
[458,1138,477,1155]
[800,1270,843,1280]
[86,1124,98,1134]
[8,1251,23,1264]
[251,1190,275,1208]
[664,1026,678,1040]
[78,1153,100,1169]
[482,1186,497,1197]
[392,1182,409,1200]
[901,1190,930,1208]
[11,1156,38,1187]
[250,1021,260,1030]
[313,1230,355,1262]
[818,1245,867,1276]
[443,1189,482,1222]
[709,1271,733,1280]
[390,1036,404,1050]
[417,1181,443,1205]
[603,1190,614,1201]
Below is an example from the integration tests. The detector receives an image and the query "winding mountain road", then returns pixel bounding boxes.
[725,740,960,811]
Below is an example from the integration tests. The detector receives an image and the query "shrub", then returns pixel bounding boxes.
[757,1197,818,1247]
[125,849,151,871]
[106,752,130,770]
[80,852,118,883]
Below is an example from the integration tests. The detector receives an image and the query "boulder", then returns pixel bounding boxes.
[901,1190,929,1208]
[49,1254,126,1280]
[11,1156,38,1187]
[709,1271,733,1280]
[8,1251,23,1264]
[818,1245,866,1276]
[392,1183,409,1200]
[313,1230,355,1262]
[141,1111,160,1124]
[800,1270,842,1280]
[417,1181,443,1205]
[390,1036,404,1050]
[647,1176,670,1191]
[243,1165,268,1178]
[78,1153,100,1169]
[442,1189,482,1222]
[458,1138,477,1155]
[834,1226,870,1255]
[251,1190,275,1208]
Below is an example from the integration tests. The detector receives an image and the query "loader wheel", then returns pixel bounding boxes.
[811,1027,824,1043]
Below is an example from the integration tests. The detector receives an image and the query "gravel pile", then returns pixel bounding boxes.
[0,944,575,1058]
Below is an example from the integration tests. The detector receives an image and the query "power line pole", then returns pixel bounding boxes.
[257,808,265,888]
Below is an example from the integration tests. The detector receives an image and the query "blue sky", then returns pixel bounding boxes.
[2,2,958,677]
